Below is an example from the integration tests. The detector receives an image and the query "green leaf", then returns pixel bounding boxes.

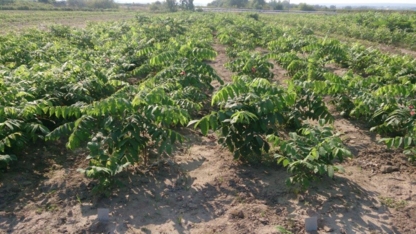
[394,137,403,149]
[404,137,413,148]
[282,159,289,167]
[194,116,210,136]
[187,119,199,127]
[0,154,17,163]
[327,165,334,178]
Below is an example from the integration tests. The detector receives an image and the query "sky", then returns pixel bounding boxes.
[290,0,415,4]
[120,0,416,6]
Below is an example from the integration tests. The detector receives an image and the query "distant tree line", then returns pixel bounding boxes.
[67,0,117,9]
[149,0,194,12]
[206,0,337,11]
[148,0,335,12]
[0,0,15,4]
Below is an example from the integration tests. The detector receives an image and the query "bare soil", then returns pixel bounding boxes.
[1,43,416,234]
[207,43,234,90]
[1,13,138,34]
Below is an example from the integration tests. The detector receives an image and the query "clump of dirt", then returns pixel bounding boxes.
[325,63,349,77]
[352,146,412,174]
[392,205,416,233]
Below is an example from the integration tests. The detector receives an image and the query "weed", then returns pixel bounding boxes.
[76,194,82,204]
[35,203,59,214]
[46,190,57,196]
[276,225,293,234]
[177,215,183,224]
[235,193,245,203]
[379,196,407,209]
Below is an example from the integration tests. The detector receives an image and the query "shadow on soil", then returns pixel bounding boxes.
[0,140,90,233]
[88,159,399,233]
[0,133,403,234]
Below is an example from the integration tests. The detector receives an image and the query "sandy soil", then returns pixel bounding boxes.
[1,43,416,234]
[1,13,137,34]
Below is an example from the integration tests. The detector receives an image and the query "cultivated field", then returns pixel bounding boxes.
[0,11,138,33]
[1,11,416,234]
